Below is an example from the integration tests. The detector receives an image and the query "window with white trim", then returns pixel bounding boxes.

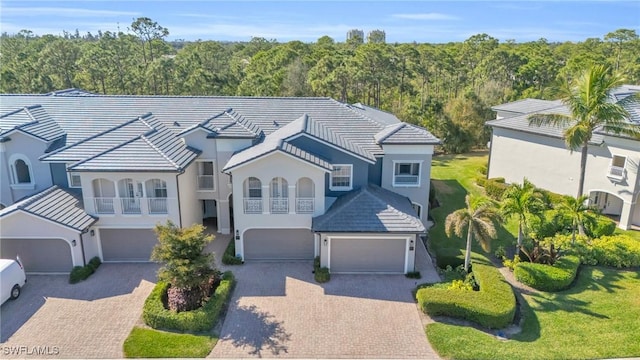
[607,155,627,180]
[411,202,422,218]
[330,164,353,190]
[8,154,34,187]
[67,169,81,188]
[197,161,215,190]
[394,161,421,186]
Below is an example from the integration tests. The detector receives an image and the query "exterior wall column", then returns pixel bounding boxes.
[262,184,270,214]
[288,184,296,214]
[619,200,634,230]
[217,199,231,234]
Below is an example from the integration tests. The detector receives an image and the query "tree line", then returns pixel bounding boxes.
[1,17,638,153]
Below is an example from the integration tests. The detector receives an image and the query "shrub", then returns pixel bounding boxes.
[222,240,243,265]
[585,216,616,238]
[476,176,488,188]
[590,235,640,268]
[503,255,521,271]
[405,271,422,279]
[315,267,330,283]
[484,179,509,200]
[416,262,516,329]
[514,255,580,292]
[69,256,102,284]
[142,271,235,332]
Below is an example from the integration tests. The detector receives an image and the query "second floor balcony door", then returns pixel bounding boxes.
[119,178,143,214]
[270,177,289,214]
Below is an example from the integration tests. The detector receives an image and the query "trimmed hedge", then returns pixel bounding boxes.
[222,239,243,265]
[589,235,640,268]
[514,255,580,292]
[143,271,235,332]
[585,217,616,238]
[69,256,101,284]
[416,262,516,329]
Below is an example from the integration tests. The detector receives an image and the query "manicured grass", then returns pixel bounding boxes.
[426,266,640,359]
[616,227,640,241]
[123,327,216,358]
[429,152,515,264]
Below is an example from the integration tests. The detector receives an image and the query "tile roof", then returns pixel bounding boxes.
[0,105,66,142]
[179,108,261,139]
[487,86,640,143]
[0,186,97,232]
[223,114,332,172]
[312,184,425,233]
[374,123,441,145]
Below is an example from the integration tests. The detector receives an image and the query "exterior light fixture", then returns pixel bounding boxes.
[90,229,95,236]
[235,230,240,240]
[324,238,328,246]
[72,239,77,247]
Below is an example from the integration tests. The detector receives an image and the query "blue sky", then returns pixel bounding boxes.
[1,1,638,43]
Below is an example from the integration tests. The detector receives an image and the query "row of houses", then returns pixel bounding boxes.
[1,85,638,273]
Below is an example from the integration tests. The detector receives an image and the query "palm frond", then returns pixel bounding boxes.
[528,113,572,128]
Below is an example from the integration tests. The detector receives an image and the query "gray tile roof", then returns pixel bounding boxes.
[0,186,97,232]
[68,116,200,172]
[179,108,261,139]
[312,184,425,233]
[0,105,66,142]
[374,123,441,145]
[223,114,332,172]
[487,86,639,143]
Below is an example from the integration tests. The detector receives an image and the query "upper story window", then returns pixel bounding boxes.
[607,155,627,181]
[197,161,215,190]
[243,177,263,214]
[67,166,81,188]
[393,161,421,187]
[330,164,353,191]
[9,154,34,188]
[411,202,422,218]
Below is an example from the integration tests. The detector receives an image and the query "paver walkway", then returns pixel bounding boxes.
[210,239,441,359]
[0,263,157,358]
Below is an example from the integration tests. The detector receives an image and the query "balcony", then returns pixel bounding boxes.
[244,198,263,214]
[296,198,314,213]
[120,197,142,214]
[270,198,289,214]
[197,175,215,190]
[148,197,168,214]
[94,197,115,214]
[607,166,626,181]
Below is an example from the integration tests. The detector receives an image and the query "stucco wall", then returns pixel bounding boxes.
[178,162,203,228]
[0,211,84,267]
[0,132,53,205]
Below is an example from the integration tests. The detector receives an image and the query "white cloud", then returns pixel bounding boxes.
[1,7,139,18]
[392,13,460,21]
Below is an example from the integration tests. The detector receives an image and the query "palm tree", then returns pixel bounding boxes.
[501,178,546,253]
[556,195,598,244]
[528,65,639,198]
[445,195,501,272]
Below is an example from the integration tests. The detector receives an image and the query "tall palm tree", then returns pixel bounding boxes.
[501,178,546,253]
[445,195,501,272]
[528,65,639,198]
[556,195,598,244]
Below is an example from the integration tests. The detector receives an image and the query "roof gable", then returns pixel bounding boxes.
[0,105,66,142]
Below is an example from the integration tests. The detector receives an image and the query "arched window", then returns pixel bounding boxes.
[270,177,288,213]
[296,177,315,213]
[8,155,34,186]
[243,177,262,213]
[92,178,115,214]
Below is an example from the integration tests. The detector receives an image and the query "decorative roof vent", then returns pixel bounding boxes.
[273,120,279,127]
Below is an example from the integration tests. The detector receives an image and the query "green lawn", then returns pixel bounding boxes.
[429,152,515,261]
[425,152,640,359]
[426,267,640,359]
[123,327,216,358]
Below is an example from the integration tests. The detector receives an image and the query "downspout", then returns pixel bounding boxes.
[176,172,183,227]
[79,230,87,266]
[486,127,494,179]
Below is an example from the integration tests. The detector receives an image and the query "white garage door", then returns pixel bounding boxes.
[1,238,73,272]
[244,229,314,260]
[330,237,406,273]
[100,229,158,262]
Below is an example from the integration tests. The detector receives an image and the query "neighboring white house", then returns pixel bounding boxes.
[486,85,640,230]
[0,90,439,274]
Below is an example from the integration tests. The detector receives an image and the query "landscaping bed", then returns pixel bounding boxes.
[123,327,216,358]
[513,255,580,292]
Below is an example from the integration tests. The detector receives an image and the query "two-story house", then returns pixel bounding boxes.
[486,85,640,230]
[0,90,439,274]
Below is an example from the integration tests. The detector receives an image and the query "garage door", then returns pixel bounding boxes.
[330,237,406,273]
[244,229,314,260]
[1,238,72,272]
[100,229,158,261]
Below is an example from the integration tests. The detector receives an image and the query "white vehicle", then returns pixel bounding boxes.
[1,257,27,305]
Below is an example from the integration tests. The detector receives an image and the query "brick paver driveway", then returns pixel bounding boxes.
[0,263,158,358]
[210,260,440,359]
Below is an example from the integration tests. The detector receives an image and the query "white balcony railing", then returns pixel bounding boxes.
[270,198,289,214]
[296,198,314,213]
[197,175,215,190]
[244,198,263,214]
[607,166,626,181]
[121,197,142,214]
[94,197,115,214]
[148,197,168,214]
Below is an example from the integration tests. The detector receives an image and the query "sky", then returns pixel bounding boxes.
[0,0,639,43]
